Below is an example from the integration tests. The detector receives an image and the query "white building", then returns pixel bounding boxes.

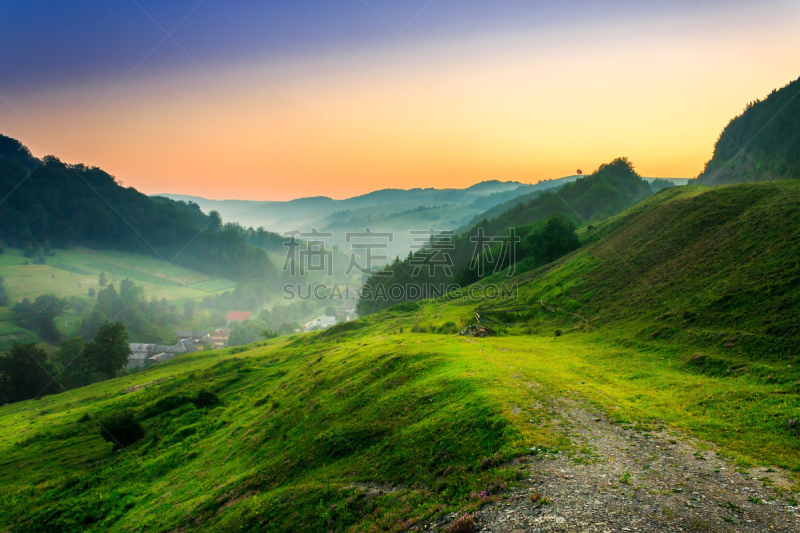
[127,339,200,369]
[304,315,337,332]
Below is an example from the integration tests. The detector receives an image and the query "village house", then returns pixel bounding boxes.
[209,328,230,349]
[304,315,337,332]
[127,339,200,369]
[337,301,358,321]
[176,330,211,345]
[127,343,158,369]
[225,311,251,324]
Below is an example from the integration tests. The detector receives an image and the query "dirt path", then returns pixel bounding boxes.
[464,400,800,532]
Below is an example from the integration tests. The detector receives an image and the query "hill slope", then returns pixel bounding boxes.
[358,157,655,315]
[2,181,798,532]
[0,136,275,282]
[697,76,800,185]
[478,181,800,358]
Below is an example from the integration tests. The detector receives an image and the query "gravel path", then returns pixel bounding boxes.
[466,400,800,533]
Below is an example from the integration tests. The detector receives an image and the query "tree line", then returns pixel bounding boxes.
[358,157,654,315]
[11,276,220,346]
[0,321,130,404]
[0,134,276,282]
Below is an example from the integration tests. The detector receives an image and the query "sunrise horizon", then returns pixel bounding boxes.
[2,1,798,201]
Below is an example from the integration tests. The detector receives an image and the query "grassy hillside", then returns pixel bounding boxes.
[697,76,800,185]
[0,247,236,304]
[0,247,238,347]
[359,157,654,315]
[494,181,800,359]
[0,181,798,532]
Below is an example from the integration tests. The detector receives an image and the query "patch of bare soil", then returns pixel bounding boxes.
[466,401,799,532]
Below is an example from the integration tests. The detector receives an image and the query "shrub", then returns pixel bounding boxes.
[142,395,193,418]
[100,410,144,449]
[438,321,458,334]
[192,390,220,408]
[387,301,420,313]
[447,513,474,533]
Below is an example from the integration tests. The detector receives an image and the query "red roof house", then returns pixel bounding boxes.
[226,311,252,322]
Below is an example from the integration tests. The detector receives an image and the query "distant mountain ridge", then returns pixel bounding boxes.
[157,180,541,257]
[697,75,800,185]
[155,179,530,233]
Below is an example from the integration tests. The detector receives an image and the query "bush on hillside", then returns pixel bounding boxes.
[524,216,581,267]
[438,321,458,334]
[192,390,220,408]
[99,410,144,449]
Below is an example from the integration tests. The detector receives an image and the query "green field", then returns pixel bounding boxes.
[0,182,798,532]
[0,312,796,531]
[0,247,240,349]
[0,247,238,304]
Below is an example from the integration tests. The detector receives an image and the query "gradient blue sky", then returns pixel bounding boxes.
[1,0,799,199]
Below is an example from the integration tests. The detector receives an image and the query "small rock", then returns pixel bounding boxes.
[459,325,497,337]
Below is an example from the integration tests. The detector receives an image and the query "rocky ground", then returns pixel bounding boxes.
[446,400,799,533]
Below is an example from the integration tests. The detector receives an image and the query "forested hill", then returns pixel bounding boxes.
[473,157,652,236]
[0,134,39,169]
[358,157,656,315]
[0,135,275,281]
[458,175,580,231]
[697,76,800,185]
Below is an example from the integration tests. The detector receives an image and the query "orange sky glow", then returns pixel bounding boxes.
[2,2,799,201]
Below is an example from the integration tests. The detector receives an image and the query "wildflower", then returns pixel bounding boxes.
[447,512,475,533]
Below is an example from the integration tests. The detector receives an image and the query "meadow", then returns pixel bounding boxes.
[1,182,798,532]
[0,247,237,303]
[0,247,240,348]
[0,310,797,532]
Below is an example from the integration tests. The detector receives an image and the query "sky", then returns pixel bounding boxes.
[1,0,799,201]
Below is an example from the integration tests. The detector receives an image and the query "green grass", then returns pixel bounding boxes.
[0,246,240,349]
[85,262,184,287]
[1,319,796,532]
[0,181,798,531]
[187,278,239,292]
[51,264,93,276]
[0,332,549,532]
[0,320,38,352]
[0,247,237,303]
